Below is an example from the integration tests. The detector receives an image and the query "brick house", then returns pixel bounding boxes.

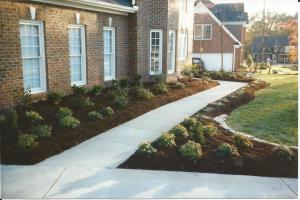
[0,0,194,108]
[193,0,248,71]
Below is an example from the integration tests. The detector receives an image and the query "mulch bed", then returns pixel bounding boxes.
[119,118,298,178]
[1,78,218,165]
[119,80,298,178]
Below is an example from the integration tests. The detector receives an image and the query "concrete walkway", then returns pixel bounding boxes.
[1,81,298,199]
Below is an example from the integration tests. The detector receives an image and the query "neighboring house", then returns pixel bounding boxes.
[252,35,295,64]
[193,0,248,71]
[0,0,194,108]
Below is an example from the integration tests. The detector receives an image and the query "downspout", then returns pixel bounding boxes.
[232,46,236,71]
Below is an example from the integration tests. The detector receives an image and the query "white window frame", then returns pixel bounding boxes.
[103,26,116,81]
[168,30,176,74]
[19,20,47,94]
[149,29,163,75]
[68,24,87,86]
[179,29,188,60]
[194,24,212,40]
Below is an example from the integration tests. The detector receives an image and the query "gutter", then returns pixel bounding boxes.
[31,0,138,15]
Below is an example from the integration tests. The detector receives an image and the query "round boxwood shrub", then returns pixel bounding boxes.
[31,124,53,138]
[57,107,73,119]
[25,110,43,123]
[202,124,217,137]
[170,124,189,138]
[155,132,176,148]
[88,111,103,120]
[153,82,168,94]
[137,88,154,100]
[181,117,198,130]
[179,140,202,161]
[216,143,240,158]
[271,146,294,161]
[191,124,206,145]
[99,106,114,116]
[234,134,253,148]
[137,142,157,155]
[17,134,38,149]
[90,85,103,96]
[59,116,80,128]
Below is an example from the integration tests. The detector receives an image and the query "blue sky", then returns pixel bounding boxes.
[211,0,299,17]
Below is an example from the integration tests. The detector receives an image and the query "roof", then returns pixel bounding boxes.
[252,35,289,53]
[95,0,132,7]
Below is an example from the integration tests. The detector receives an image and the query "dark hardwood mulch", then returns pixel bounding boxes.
[1,79,219,165]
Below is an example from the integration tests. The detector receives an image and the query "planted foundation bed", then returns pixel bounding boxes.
[2,78,218,165]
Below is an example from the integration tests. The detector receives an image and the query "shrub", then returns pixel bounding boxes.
[119,79,129,89]
[155,132,176,148]
[90,85,103,96]
[71,96,95,109]
[271,146,294,161]
[181,117,198,130]
[99,106,114,116]
[26,111,43,123]
[190,124,206,145]
[5,108,18,129]
[72,85,86,96]
[137,88,154,100]
[181,65,199,77]
[88,111,103,120]
[57,107,73,118]
[137,142,157,155]
[14,88,32,108]
[59,116,80,128]
[202,124,217,137]
[132,73,142,87]
[179,140,202,161]
[216,143,240,158]
[17,134,38,149]
[31,124,53,138]
[173,82,185,89]
[153,82,168,94]
[170,124,189,138]
[234,134,253,148]
[113,93,128,108]
[48,92,64,105]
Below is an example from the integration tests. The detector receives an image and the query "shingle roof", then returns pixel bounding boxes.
[252,35,289,53]
[95,0,132,7]
[210,3,248,22]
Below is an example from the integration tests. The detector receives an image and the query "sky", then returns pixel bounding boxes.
[211,0,299,17]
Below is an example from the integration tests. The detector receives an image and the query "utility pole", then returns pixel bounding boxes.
[260,0,266,74]
[218,6,224,71]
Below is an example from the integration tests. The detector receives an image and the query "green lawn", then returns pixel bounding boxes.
[227,74,298,146]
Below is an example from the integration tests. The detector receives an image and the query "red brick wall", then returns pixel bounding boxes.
[0,1,130,108]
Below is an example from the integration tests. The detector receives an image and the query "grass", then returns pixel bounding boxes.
[227,73,298,146]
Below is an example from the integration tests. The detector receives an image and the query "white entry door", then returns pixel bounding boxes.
[103,27,115,81]
[168,30,176,74]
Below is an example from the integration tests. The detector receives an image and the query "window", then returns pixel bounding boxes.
[20,20,46,93]
[150,29,163,75]
[179,29,188,60]
[103,27,116,81]
[69,25,86,86]
[168,30,176,74]
[194,24,212,40]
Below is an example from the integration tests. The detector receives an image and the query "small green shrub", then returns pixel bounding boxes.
[132,73,142,87]
[113,93,128,108]
[170,124,189,138]
[153,82,168,94]
[119,79,129,89]
[5,108,18,129]
[137,88,154,100]
[155,132,176,148]
[71,96,95,109]
[181,117,198,130]
[17,134,38,149]
[48,92,64,105]
[57,107,73,118]
[137,142,157,155]
[179,140,202,161]
[99,106,114,116]
[216,143,240,158]
[181,65,199,77]
[59,116,80,128]
[90,85,103,96]
[173,82,185,89]
[31,124,53,138]
[202,124,217,137]
[88,111,103,120]
[234,134,253,148]
[72,85,86,96]
[26,111,43,123]
[271,146,294,161]
[191,124,206,145]
[15,88,32,108]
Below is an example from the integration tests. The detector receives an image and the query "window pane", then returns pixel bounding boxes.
[203,25,211,39]
[194,26,202,39]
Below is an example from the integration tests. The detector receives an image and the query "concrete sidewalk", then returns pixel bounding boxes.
[1,81,298,199]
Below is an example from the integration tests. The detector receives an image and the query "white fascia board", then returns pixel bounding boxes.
[194,2,242,45]
[31,0,138,16]
[223,21,247,25]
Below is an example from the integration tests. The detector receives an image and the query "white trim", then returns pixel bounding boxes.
[103,26,116,81]
[179,29,188,60]
[19,20,47,94]
[194,24,212,40]
[149,29,163,75]
[31,0,138,16]
[194,2,242,45]
[69,24,87,86]
[223,21,247,25]
[168,30,176,74]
